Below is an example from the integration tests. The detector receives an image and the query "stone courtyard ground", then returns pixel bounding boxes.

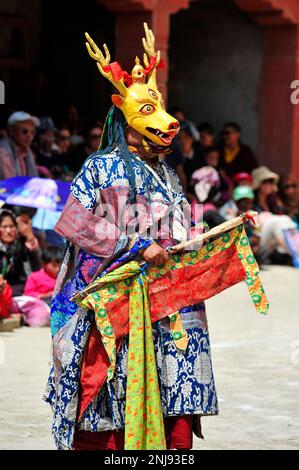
[0,265,298,450]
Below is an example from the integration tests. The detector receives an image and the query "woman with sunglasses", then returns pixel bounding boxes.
[56,128,71,155]
[251,167,298,265]
[278,176,299,226]
[67,124,103,173]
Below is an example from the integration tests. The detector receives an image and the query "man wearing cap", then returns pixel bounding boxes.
[0,111,39,180]
[219,185,255,221]
[219,185,260,258]
[233,185,260,258]
[233,185,255,214]
[233,172,253,187]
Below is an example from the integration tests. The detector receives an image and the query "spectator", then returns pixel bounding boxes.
[61,104,84,146]
[191,166,225,228]
[24,245,62,305]
[277,176,299,225]
[233,172,253,187]
[35,118,58,170]
[202,145,219,168]
[233,186,260,258]
[252,166,279,213]
[180,122,201,190]
[0,274,12,320]
[68,124,103,173]
[0,209,41,296]
[171,107,200,141]
[164,136,188,194]
[199,146,230,206]
[219,192,238,221]
[220,185,255,221]
[57,134,72,177]
[192,166,220,208]
[257,211,296,265]
[0,111,39,180]
[7,205,37,223]
[56,127,71,156]
[0,117,7,139]
[195,122,215,166]
[232,185,255,214]
[252,167,296,264]
[219,122,258,177]
[197,122,215,148]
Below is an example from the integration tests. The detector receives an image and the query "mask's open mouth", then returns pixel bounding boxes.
[146,127,177,146]
[142,136,171,154]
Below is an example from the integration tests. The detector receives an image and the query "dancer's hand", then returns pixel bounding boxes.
[142,242,168,266]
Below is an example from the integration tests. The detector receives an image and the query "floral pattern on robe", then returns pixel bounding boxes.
[44,148,218,450]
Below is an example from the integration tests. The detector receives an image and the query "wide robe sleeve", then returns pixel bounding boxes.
[55,153,156,259]
[54,194,121,258]
[55,154,129,258]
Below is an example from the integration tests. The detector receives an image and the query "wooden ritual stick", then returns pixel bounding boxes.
[70,211,257,302]
[168,210,257,254]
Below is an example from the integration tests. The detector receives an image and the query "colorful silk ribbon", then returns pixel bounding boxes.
[77,224,269,449]
[80,261,166,450]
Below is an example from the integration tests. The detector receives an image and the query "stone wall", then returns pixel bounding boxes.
[168,0,263,151]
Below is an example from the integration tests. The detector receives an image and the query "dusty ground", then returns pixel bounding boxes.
[0,265,298,450]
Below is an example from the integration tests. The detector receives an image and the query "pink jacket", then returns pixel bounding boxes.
[24,268,56,297]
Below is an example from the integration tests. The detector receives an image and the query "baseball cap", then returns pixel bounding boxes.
[38,116,57,133]
[233,172,253,185]
[233,185,254,201]
[7,111,40,128]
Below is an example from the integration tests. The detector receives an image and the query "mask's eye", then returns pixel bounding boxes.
[148,89,158,100]
[140,104,155,115]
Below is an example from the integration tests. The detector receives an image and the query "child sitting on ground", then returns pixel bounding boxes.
[15,246,62,327]
[24,246,62,305]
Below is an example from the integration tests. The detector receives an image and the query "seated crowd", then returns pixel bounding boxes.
[0,106,298,329]
[0,206,63,328]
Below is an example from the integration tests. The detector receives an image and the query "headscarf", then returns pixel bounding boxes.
[192,166,220,203]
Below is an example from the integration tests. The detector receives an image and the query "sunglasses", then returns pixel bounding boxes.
[221,130,237,136]
[284,183,298,190]
[262,178,276,185]
[90,134,101,140]
[20,128,36,136]
[58,135,70,141]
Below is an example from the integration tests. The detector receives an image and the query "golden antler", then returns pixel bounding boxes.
[142,23,160,65]
[85,32,127,96]
[142,22,160,86]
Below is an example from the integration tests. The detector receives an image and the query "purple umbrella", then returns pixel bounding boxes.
[0,176,70,211]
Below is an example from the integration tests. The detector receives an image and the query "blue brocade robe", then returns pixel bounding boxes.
[43,148,218,450]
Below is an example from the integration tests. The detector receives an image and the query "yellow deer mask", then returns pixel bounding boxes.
[85,23,179,151]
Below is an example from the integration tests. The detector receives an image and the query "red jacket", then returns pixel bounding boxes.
[0,283,13,319]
